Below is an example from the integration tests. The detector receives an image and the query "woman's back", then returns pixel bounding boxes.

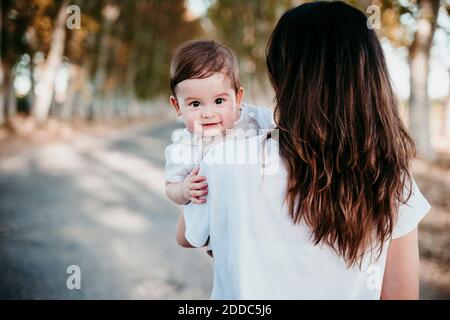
[183,136,430,299]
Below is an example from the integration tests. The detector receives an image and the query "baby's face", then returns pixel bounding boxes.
[171,73,244,137]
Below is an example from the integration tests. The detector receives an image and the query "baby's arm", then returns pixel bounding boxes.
[165,182,188,205]
[165,166,208,205]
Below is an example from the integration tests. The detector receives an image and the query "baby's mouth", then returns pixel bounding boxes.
[202,122,221,127]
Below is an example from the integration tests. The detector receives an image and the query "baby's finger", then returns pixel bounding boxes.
[191,197,206,204]
[188,166,200,177]
[190,189,208,197]
[191,175,206,183]
[191,181,208,190]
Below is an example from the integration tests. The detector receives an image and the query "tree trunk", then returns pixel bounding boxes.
[32,0,69,123]
[408,0,440,158]
[1,66,16,121]
[91,5,120,120]
[0,5,3,125]
[60,64,79,120]
[445,69,450,139]
[0,63,4,126]
[124,44,138,117]
[0,99,4,126]
[73,57,93,119]
[6,82,17,119]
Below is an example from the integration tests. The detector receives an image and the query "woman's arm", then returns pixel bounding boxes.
[381,227,420,300]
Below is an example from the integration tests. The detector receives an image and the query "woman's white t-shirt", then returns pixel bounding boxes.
[183,134,431,299]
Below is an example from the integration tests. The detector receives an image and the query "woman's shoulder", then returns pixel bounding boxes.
[241,103,276,130]
[202,133,279,167]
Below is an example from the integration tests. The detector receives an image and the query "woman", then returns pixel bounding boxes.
[176,1,430,299]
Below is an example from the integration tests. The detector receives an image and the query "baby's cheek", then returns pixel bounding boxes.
[184,114,201,132]
[222,120,234,130]
[220,109,237,129]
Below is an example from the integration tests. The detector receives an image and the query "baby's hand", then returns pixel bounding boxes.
[182,166,208,204]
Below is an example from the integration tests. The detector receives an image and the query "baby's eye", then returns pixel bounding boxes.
[215,98,224,105]
[190,101,201,107]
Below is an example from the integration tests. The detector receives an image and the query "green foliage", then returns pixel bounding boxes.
[1,0,203,110]
[207,0,291,86]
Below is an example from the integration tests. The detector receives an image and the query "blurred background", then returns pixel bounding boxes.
[0,0,449,299]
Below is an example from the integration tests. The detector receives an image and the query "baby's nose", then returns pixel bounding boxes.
[201,104,215,117]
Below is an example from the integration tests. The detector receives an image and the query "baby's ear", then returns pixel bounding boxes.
[236,87,244,107]
[170,95,181,116]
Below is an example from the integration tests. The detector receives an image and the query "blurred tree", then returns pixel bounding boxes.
[1,0,202,125]
[1,0,35,123]
[0,2,3,124]
[443,5,450,140]
[131,0,202,101]
[32,0,69,123]
[61,0,100,119]
[408,0,440,157]
[207,0,293,102]
[367,0,443,158]
[91,1,120,120]
[78,0,202,120]
[446,66,450,139]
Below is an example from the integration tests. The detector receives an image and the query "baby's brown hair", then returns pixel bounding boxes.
[170,40,241,96]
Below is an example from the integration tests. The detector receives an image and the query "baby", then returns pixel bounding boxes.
[165,40,275,208]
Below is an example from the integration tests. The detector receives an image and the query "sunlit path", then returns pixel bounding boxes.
[0,120,212,299]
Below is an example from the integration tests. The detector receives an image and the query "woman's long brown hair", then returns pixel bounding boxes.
[266,1,416,267]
